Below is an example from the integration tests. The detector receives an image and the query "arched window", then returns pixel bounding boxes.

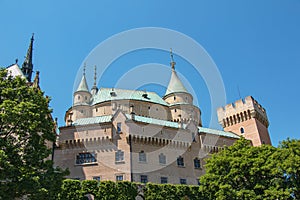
[240,127,245,134]
[174,96,176,100]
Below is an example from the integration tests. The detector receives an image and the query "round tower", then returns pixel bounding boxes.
[163,49,202,126]
[67,65,92,125]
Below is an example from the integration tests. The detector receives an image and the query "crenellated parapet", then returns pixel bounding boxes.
[217,96,269,128]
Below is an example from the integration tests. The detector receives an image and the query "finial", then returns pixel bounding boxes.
[93,65,97,87]
[15,58,18,64]
[31,33,34,41]
[170,48,176,70]
[83,63,86,76]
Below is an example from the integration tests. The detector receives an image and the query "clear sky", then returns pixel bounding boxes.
[1,0,299,146]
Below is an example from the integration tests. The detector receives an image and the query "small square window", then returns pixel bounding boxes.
[180,178,187,185]
[160,177,168,184]
[140,175,148,183]
[116,175,123,181]
[93,176,100,181]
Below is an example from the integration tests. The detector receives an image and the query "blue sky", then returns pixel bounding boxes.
[1,0,299,146]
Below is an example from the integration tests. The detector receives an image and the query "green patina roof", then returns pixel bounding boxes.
[92,88,169,106]
[73,115,112,126]
[198,127,240,139]
[165,69,188,96]
[71,112,239,139]
[125,114,180,128]
[76,75,89,92]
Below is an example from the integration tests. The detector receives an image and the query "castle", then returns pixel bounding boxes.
[5,36,272,185]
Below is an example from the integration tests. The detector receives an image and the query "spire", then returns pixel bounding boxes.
[76,63,89,92]
[21,33,34,82]
[165,49,188,96]
[170,48,176,70]
[91,65,98,95]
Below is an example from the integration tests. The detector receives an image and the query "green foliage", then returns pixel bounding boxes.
[116,181,138,200]
[59,180,83,200]
[199,137,300,199]
[0,69,68,199]
[144,183,203,200]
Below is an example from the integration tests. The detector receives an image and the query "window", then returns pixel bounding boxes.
[177,156,184,167]
[115,150,124,162]
[161,177,168,184]
[180,178,187,184]
[159,153,166,165]
[117,123,121,133]
[78,96,80,100]
[139,151,146,162]
[196,179,200,185]
[194,158,201,169]
[174,109,177,113]
[240,127,245,134]
[174,96,176,100]
[93,176,100,181]
[85,96,87,100]
[76,152,96,165]
[116,175,123,181]
[140,175,148,183]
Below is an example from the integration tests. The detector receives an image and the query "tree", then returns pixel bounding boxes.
[199,137,294,200]
[276,139,300,199]
[0,69,67,199]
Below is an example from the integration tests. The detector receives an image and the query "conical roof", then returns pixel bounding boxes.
[76,75,89,92]
[165,69,188,96]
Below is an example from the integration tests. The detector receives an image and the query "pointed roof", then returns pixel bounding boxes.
[164,49,189,96]
[21,34,34,82]
[76,65,89,92]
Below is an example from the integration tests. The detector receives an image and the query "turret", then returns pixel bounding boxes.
[163,49,202,126]
[217,96,271,146]
[71,64,92,122]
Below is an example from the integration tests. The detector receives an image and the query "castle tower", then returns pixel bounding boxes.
[163,49,202,126]
[217,96,271,146]
[71,64,92,122]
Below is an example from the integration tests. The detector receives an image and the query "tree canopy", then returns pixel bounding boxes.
[0,69,67,199]
[199,137,300,200]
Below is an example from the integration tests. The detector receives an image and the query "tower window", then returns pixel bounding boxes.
[174,109,177,113]
[115,150,124,162]
[240,127,245,134]
[139,151,147,162]
[78,96,80,100]
[174,96,176,100]
[177,156,184,167]
[85,96,87,100]
[159,153,166,165]
[194,158,201,169]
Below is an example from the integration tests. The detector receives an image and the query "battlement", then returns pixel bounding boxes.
[217,96,269,128]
